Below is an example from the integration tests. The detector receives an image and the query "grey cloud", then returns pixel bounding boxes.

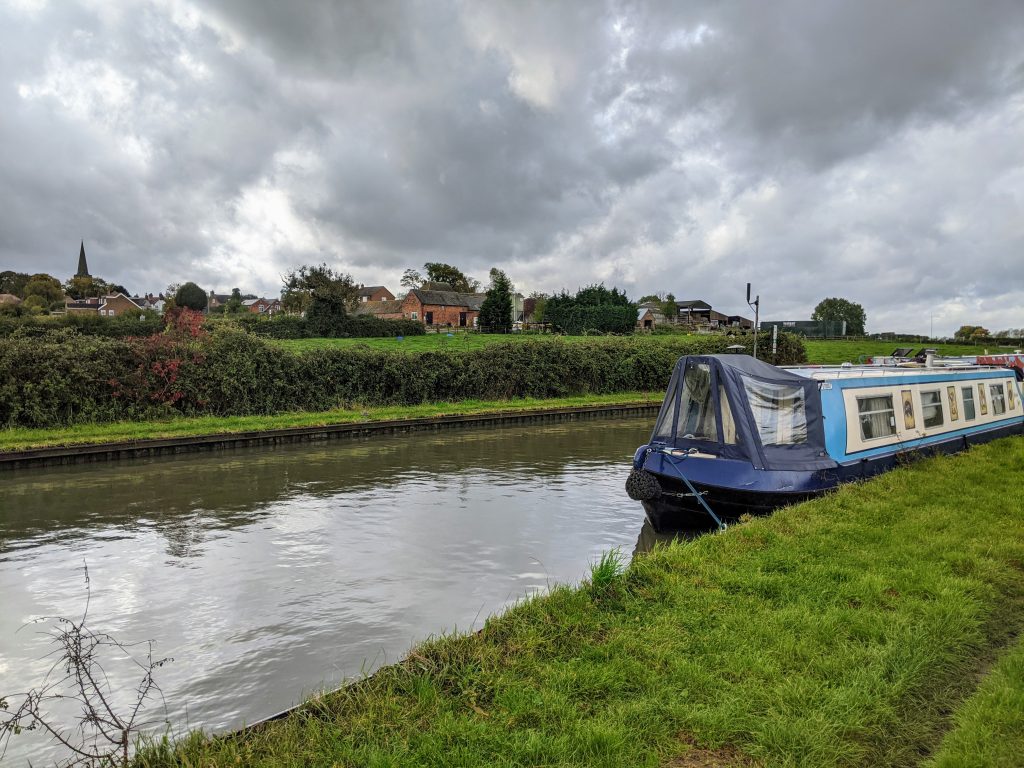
[0,0,1021,334]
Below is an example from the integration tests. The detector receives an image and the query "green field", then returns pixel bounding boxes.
[274,332,1014,365]
[139,437,1024,767]
[801,339,1010,365]
[273,332,632,353]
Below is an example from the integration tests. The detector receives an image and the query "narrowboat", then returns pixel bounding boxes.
[626,355,1024,531]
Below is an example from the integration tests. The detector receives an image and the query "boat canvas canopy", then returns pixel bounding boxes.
[652,355,836,471]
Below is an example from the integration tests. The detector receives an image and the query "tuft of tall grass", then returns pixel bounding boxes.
[588,548,625,591]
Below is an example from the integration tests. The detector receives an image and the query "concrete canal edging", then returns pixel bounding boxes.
[0,402,659,470]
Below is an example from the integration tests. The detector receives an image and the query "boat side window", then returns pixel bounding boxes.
[1008,381,1017,411]
[977,383,989,415]
[961,386,976,421]
[653,386,677,440]
[921,390,944,428]
[719,384,738,444]
[990,383,1006,415]
[857,395,896,440]
[743,378,807,446]
[678,363,717,441]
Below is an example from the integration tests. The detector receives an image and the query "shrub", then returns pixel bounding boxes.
[233,314,425,340]
[544,305,636,335]
[0,311,165,338]
[0,331,806,428]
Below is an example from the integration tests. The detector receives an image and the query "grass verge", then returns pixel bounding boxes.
[802,339,1009,365]
[0,392,655,452]
[925,636,1024,768]
[272,333,1009,364]
[138,437,1024,767]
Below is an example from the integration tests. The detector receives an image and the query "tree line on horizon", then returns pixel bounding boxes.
[4,264,1017,340]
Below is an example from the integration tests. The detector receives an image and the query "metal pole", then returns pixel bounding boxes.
[746,282,760,360]
[753,298,759,360]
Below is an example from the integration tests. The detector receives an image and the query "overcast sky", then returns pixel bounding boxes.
[1,0,1022,334]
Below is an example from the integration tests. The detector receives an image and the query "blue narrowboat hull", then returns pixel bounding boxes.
[636,418,1022,531]
[630,354,1024,532]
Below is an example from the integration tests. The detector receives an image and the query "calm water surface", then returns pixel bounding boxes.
[0,417,669,764]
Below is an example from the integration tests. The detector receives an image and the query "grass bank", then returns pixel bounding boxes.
[140,437,1024,767]
[926,636,1024,768]
[802,339,1010,365]
[0,392,655,452]
[276,334,1010,365]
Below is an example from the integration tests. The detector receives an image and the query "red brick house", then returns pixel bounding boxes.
[66,293,144,317]
[352,299,405,319]
[354,285,485,328]
[357,285,395,303]
[243,298,282,316]
[401,286,485,327]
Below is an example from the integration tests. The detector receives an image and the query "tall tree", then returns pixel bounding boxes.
[282,264,358,335]
[543,284,637,334]
[574,283,632,307]
[423,263,479,293]
[64,275,127,300]
[953,325,990,341]
[811,297,866,336]
[400,269,423,291]
[0,271,30,297]
[661,293,677,321]
[23,273,64,309]
[225,287,244,314]
[479,268,514,333]
[175,282,208,311]
[528,291,548,323]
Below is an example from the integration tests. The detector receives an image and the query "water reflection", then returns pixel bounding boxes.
[632,516,718,556]
[0,417,653,765]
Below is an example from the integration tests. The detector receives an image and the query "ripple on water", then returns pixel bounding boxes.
[0,417,655,764]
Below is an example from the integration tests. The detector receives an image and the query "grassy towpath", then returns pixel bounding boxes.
[926,636,1024,768]
[140,437,1024,767]
[0,393,656,452]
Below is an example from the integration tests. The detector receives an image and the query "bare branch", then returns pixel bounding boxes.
[0,564,172,767]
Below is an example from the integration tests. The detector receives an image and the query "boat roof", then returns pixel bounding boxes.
[781,364,1010,380]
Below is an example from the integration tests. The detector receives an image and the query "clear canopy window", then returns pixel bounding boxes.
[743,377,807,445]
[676,363,718,440]
[719,384,738,444]
[653,377,678,440]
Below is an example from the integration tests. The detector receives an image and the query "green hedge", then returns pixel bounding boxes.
[0,311,165,338]
[544,304,636,335]
[0,330,806,429]
[232,314,426,339]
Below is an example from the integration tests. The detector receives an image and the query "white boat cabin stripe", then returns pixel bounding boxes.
[841,376,1019,455]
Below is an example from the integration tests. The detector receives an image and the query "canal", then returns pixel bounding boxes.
[0,415,677,764]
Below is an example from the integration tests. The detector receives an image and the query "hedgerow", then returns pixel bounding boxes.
[231,314,426,339]
[0,330,805,428]
[0,311,165,338]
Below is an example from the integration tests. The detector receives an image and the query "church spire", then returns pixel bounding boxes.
[76,240,90,278]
